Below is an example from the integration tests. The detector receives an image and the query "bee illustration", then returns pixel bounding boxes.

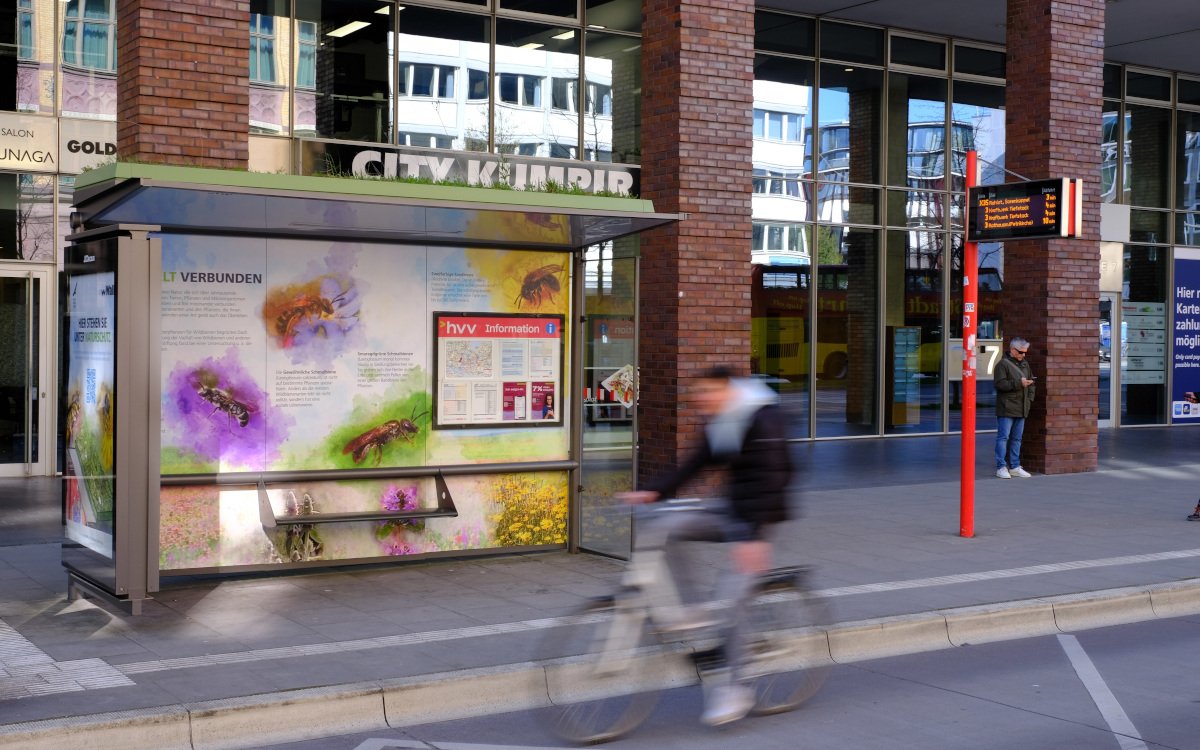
[192,371,256,431]
[274,290,354,346]
[515,264,564,309]
[343,407,428,466]
[65,391,82,447]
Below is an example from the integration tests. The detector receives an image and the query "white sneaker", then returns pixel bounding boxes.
[701,683,755,727]
[1010,466,1032,478]
[996,467,1011,479]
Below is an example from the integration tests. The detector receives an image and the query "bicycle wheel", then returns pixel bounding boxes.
[539,597,669,744]
[742,567,833,715]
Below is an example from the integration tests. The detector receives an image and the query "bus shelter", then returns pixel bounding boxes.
[62,163,675,613]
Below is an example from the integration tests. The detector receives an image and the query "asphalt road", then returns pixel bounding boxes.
[254,613,1200,750]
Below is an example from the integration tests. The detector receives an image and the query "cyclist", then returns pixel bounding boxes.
[620,365,794,726]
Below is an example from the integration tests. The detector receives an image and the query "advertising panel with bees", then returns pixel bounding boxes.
[63,163,676,604]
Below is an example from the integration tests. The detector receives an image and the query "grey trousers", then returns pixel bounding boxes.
[634,504,761,683]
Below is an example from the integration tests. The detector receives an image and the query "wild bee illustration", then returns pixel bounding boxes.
[343,407,428,466]
[515,264,564,309]
[192,370,256,431]
[275,290,354,347]
[65,391,82,447]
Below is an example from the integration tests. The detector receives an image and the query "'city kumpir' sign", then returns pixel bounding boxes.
[299,139,638,196]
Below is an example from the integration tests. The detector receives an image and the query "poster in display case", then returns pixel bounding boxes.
[433,312,565,428]
[63,240,117,558]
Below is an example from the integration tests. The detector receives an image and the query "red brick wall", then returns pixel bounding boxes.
[117,0,250,168]
[638,0,755,487]
[1004,0,1105,473]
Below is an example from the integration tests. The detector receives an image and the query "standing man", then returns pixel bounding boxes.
[995,336,1036,478]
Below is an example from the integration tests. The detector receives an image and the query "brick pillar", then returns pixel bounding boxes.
[638,0,754,487]
[1004,0,1104,473]
[117,0,250,168]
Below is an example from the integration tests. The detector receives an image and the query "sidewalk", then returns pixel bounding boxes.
[2,427,1200,749]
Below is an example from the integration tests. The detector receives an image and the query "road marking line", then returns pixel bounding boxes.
[1058,634,1149,750]
[353,741,573,750]
[815,548,1200,597]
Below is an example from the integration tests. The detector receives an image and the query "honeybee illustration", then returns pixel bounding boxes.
[191,370,256,431]
[274,290,354,347]
[343,407,428,466]
[515,264,564,309]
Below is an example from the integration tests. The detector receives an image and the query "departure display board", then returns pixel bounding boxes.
[967,178,1080,242]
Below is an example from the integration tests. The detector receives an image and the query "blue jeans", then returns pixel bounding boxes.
[995,416,1025,470]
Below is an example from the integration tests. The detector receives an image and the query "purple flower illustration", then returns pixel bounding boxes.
[163,348,294,470]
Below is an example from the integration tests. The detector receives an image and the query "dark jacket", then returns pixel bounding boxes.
[994,353,1035,418]
[647,382,793,541]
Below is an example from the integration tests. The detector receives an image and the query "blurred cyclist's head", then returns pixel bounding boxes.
[694,366,736,415]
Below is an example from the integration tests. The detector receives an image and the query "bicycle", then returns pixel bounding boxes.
[539,500,833,743]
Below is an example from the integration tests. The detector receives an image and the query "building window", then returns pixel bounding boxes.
[296,20,317,89]
[401,64,457,98]
[498,73,543,107]
[62,0,117,72]
[552,78,577,111]
[250,13,276,83]
[18,0,34,60]
[585,82,612,115]
[399,132,455,149]
[468,69,488,100]
[753,108,803,142]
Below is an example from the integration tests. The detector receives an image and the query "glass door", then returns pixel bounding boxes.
[0,265,53,476]
[576,241,638,558]
[1098,292,1118,427]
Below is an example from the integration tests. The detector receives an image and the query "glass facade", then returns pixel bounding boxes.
[752,16,1009,437]
[8,2,1200,443]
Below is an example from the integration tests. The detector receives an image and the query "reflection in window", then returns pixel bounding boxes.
[401,64,456,98]
[950,82,1005,193]
[0,174,57,263]
[250,13,276,83]
[819,65,883,187]
[296,20,317,89]
[1176,111,1200,213]
[468,69,488,100]
[63,0,116,72]
[495,18,580,158]
[18,0,34,60]
[296,0,393,143]
[1126,104,1171,208]
[585,31,640,164]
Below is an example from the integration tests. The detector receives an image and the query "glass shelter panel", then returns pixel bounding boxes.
[578,240,638,558]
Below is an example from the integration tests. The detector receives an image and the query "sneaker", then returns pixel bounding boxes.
[1189,505,1200,522]
[701,682,755,727]
[1010,466,1032,478]
[996,467,1011,479]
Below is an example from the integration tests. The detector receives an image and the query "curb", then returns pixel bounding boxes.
[4,580,1200,750]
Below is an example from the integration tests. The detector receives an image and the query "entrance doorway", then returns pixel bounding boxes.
[0,264,54,476]
[1098,293,1119,427]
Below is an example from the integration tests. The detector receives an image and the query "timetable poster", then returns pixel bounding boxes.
[434,313,564,428]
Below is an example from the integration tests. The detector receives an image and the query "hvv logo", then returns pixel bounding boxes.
[444,321,476,335]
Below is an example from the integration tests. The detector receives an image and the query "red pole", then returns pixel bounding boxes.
[960,150,978,538]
